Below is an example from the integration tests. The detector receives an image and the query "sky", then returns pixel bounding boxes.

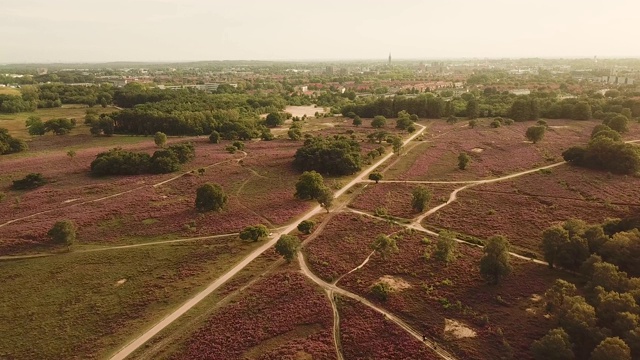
[1,0,639,63]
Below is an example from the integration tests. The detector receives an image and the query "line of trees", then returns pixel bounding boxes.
[293,136,361,176]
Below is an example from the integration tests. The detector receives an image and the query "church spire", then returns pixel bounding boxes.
[388,52,391,65]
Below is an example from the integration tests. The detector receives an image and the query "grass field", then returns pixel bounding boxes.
[0,105,116,139]
[0,87,21,96]
[0,235,262,360]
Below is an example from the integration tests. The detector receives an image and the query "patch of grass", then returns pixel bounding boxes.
[0,237,262,360]
[142,218,159,225]
[0,87,21,96]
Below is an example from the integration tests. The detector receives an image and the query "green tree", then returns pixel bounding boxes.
[479,235,512,285]
[411,186,432,212]
[12,173,47,190]
[48,220,76,247]
[468,119,478,128]
[265,112,284,127]
[542,225,570,268]
[458,152,470,170]
[606,115,630,133]
[392,136,403,154]
[371,234,399,260]
[275,234,301,263]
[573,102,593,120]
[352,115,362,127]
[195,183,227,212]
[297,220,316,234]
[368,172,383,183]
[371,115,387,128]
[371,282,392,301]
[44,118,75,135]
[526,126,546,144]
[531,328,575,360]
[590,337,631,360]
[294,171,325,200]
[154,131,167,147]
[239,224,269,242]
[317,186,333,213]
[209,130,220,143]
[288,127,302,140]
[26,115,45,135]
[544,279,577,312]
[434,230,457,263]
[466,99,479,119]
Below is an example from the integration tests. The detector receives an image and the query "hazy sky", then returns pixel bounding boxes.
[2,0,639,63]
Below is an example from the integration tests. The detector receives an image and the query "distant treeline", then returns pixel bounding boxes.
[340,92,640,121]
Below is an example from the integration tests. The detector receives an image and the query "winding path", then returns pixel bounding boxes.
[108,124,428,360]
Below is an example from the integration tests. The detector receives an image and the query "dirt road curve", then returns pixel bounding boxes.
[108,125,427,360]
[298,253,458,360]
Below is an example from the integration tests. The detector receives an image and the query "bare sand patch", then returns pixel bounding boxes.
[285,105,326,118]
[530,294,542,302]
[471,147,484,153]
[444,319,477,339]
[62,198,80,204]
[378,275,411,291]
[115,279,127,286]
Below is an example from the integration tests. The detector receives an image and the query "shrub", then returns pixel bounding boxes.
[90,148,151,176]
[490,119,502,128]
[154,131,167,147]
[48,220,76,246]
[368,172,383,183]
[297,220,315,234]
[195,183,227,212]
[371,282,391,301]
[293,136,361,176]
[209,130,220,143]
[526,125,546,144]
[12,173,47,190]
[411,186,432,212]
[371,115,387,128]
[275,234,300,262]
[239,224,269,242]
[232,141,245,151]
[0,128,28,155]
[458,152,470,170]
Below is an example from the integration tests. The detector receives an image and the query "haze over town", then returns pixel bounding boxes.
[2,0,640,63]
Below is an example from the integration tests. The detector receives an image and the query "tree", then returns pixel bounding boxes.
[479,235,512,284]
[297,220,316,234]
[352,116,362,127]
[288,127,302,140]
[468,119,478,129]
[531,328,575,360]
[371,282,392,301]
[606,115,630,133]
[371,234,399,260]
[526,126,546,144]
[209,130,220,143]
[544,279,577,312]
[294,171,325,200]
[44,118,75,135]
[195,183,227,212]
[411,186,432,212]
[371,115,387,128]
[590,337,631,360]
[265,112,284,127]
[369,172,383,183]
[239,224,269,242]
[434,230,457,263]
[154,131,167,147]
[573,102,593,120]
[275,234,300,263]
[12,173,47,190]
[26,115,46,135]
[542,225,570,268]
[317,186,333,213]
[392,136,403,154]
[466,99,479,119]
[48,220,76,247]
[458,152,470,170]
[293,137,361,176]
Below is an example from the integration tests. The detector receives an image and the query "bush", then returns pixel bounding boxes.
[48,220,76,246]
[265,112,284,127]
[447,116,458,124]
[458,152,471,170]
[297,220,316,234]
[371,282,392,301]
[371,115,387,128]
[368,172,383,183]
[12,173,47,190]
[526,125,546,144]
[239,224,269,242]
[0,128,28,155]
[90,148,151,176]
[412,186,432,212]
[154,131,167,147]
[293,136,361,176]
[275,234,301,262]
[209,130,220,143]
[44,118,75,135]
[232,141,245,151]
[195,183,227,212]
[490,119,502,128]
[226,145,237,153]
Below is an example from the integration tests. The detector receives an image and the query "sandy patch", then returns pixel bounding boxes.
[444,319,477,339]
[321,123,335,127]
[526,308,537,315]
[62,198,80,204]
[471,147,484,153]
[378,275,411,291]
[285,105,326,118]
[530,294,542,302]
[115,279,127,286]
[549,126,569,129]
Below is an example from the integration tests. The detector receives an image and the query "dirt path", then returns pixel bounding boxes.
[298,252,457,360]
[326,289,345,360]
[108,125,428,360]
[0,153,246,229]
